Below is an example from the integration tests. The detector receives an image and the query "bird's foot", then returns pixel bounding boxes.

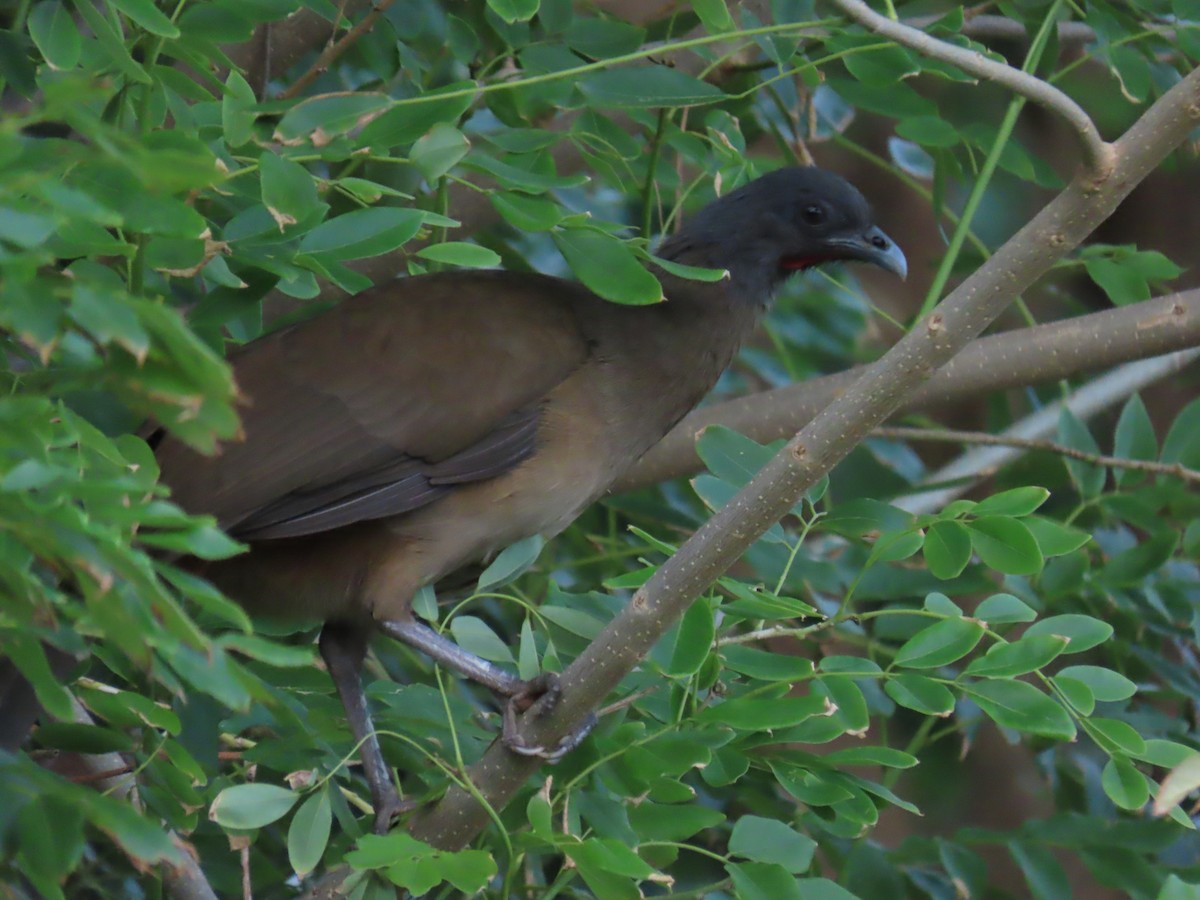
[501,673,597,762]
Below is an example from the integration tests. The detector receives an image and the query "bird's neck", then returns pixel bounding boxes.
[655,234,779,313]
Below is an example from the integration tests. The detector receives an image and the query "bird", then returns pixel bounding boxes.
[149,166,907,833]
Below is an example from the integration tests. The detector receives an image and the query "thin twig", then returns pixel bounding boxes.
[876,422,1200,485]
[278,0,400,101]
[894,349,1200,515]
[832,0,1115,175]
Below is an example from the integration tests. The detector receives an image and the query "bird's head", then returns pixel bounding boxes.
[661,167,907,303]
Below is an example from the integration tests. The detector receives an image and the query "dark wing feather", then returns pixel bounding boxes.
[229,407,542,540]
[155,271,593,537]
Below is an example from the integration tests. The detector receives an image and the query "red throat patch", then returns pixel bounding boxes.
[780,256,822,271]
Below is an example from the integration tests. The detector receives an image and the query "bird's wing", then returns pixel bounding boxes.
[155,271,594,539]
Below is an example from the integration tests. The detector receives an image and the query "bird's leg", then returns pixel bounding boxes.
[318,624,413,834]
[376,618,596,760]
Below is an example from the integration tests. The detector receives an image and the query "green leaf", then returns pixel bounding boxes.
[278,92,393,143]
[72,0,150,84]
[1085,256,1148,305]
[564,19,645,58]
[895,115,959,147]
[488,0,539,24]
[794,878,862,900]
[1010,842,1070,900]
[1098,529,1178,587]
[29,2,81,69]
[222,71,258,148]
[260,151,322,231]
[0,207,56,249]
[1158,875,1200,900]
[923,520,972,579]
[695,693,828,730]
[106,0,179,37]
[627,802,723,841]
[821,499,913,538]
[577,67,725,109]
[1058,409,1106,497]
[726,861,804,900]
[729,817,815,872]
[287,790,331,878]
[964,634,1068,678]
[870,528,924,564]
[552,228,662,305]
[526,793,552,838]
[219,634,315,668]
[844,44,919,85]
[922,592,961,616]
[721,645,814,682]
[210,783,298,829]
[359,85,474,150]
[568,837,656,880]
[477,534,544,590]
[34,722,132,754]
[1024,516,1090,557]
[824,745,919,768]
[1113,394,1158,487]
[1051,674,1095,716]
[894,618,984,669]
[972,486,1049,518]
[416,242,501,268]
[1025,614,1113,654]
[967,516,1044,576]
[696,425,776,486]
[1161,397,1200,470]
[974,593,1037,624]
[668,600,715,677]
[491,191,564,231]
[1056,665,1136,702]
[651,255,729,282]
[693,0,734,32]
[449,616,515,665]
[1088,718,1147,757]
[964,680,1075,741]
[411,123,469,181]
[1102,755,1150,810]
[297,208,425,261]
[719,579,816,619]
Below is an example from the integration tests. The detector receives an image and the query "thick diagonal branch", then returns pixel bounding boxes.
[404,65,1200,851]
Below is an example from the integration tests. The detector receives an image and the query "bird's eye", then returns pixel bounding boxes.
[801,204,826,225]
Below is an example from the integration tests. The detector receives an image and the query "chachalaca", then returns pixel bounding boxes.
[152,166,907,832]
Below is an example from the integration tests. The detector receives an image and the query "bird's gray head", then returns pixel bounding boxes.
[660,167,907,303]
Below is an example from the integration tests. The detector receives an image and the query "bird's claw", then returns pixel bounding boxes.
[500,673,596,762]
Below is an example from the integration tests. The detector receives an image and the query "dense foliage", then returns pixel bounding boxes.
[1,0,1199,897]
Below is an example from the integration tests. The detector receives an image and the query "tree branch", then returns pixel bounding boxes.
[833,0,1115,175]
[894,348,1200,515]
[222,2,371,93]
[620,288,1200,490]
[910,14,1098,44]
[881,419,1200,485]
[403,64,1200,851]
[278,0,400,100]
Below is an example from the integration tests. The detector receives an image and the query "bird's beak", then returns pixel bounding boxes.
[827,226,908,280]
